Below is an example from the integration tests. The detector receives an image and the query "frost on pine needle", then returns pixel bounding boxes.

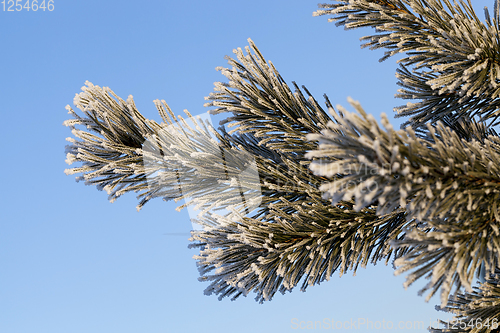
[429,268,500,332]
[189,204,407,303]
[204,38,332,155]
[64,82,264,217]
[187,41,410,303]
[64,82,161,208]
[63,0,500,323]
[307,98,500,307]
[141,112,263,220]
[316,0,500,128]
[64,45,411,304]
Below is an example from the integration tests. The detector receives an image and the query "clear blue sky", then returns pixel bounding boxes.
[3,0,485,332]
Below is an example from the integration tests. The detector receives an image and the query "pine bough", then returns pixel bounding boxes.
[64,1,500,331]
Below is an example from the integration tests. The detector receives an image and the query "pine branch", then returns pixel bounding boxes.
[64,82,265,213]
[430,268,500,333]
[62,0,500,325]
[394,64,500,129]
[307,98,500,306]
[204,38,332,155]
[189,203,408,303]
[185,40,414,302]
[64,42,414,304]
[315,0,500,128]
[64,82,164,209]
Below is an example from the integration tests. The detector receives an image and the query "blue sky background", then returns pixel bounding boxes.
[5,0,494,332]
